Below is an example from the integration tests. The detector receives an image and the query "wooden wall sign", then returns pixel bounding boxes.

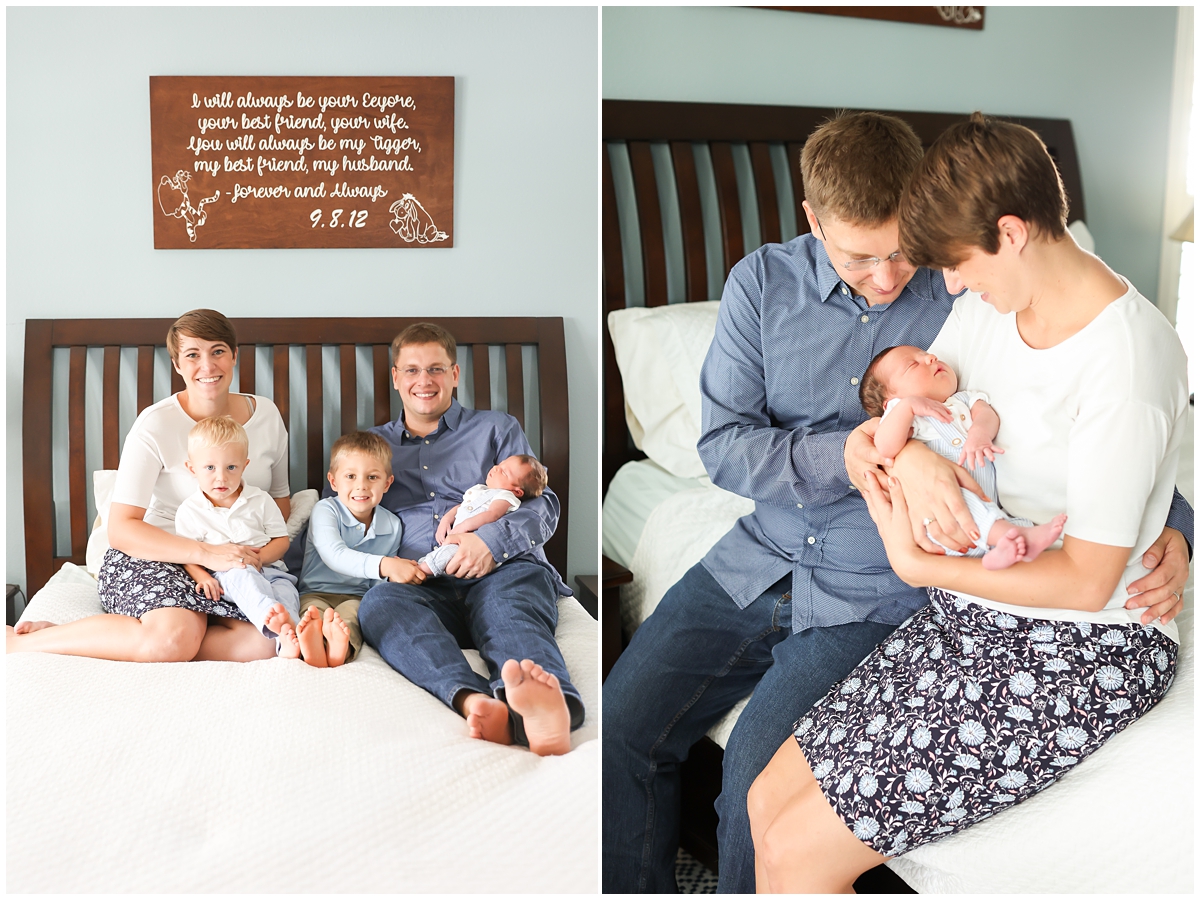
[761,7,985,30]
[150,76,454,249]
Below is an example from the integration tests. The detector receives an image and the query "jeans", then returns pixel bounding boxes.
[358,559,584,746]
[601,562,898,893]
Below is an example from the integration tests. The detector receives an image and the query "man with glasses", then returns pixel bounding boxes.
[358,322,585,756]
[602,112,1193,891]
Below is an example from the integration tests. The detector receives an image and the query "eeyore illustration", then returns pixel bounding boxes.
[388,193,448,243]
[158,170,220,242]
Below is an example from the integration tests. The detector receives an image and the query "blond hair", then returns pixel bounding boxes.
[329,432,393,475]
[188,415,249,456]
[511,454,548,498]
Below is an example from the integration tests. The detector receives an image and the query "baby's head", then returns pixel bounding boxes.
[327,432,395,520]
[485,454,547,499]
[859,345,958,417]
[186,416,250,501]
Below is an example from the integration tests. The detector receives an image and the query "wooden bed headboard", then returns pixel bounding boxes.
[22,316,569,596]
[602,98,1086,490]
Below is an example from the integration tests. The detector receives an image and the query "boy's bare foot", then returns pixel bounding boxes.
[322,607,351,667]
[501,658,571,756]
[460,692,513,745]
[296,606,328,667]
[276,623,301,659]
[13,620,55,635]
[263,602,295,637]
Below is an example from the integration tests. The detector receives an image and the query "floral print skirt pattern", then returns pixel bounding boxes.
[793,587,1177,857]
[97,548,250,622]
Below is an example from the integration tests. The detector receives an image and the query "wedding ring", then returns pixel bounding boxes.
[922,517,935,527]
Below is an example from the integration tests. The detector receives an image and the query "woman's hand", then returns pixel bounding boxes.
[202,542,263,573]
[1125,527,1190,625]
[860,470,930,587]
[889,442,987,555]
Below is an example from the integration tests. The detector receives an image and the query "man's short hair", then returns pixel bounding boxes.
[800,112,925,226]
[188,415,249,456]
[899,112,1069,270]
[512,454,548,498]
[329,432,393,475]
[167,309,238,363]
[390,322,457,367]
[858,346,902,419]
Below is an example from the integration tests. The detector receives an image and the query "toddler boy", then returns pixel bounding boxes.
[175,415,302,657]
[860,345,1066,569]
[296,432,425,667]
[418,454,548,577]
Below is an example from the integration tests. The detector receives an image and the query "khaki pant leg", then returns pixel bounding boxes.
[333,598,364,662]
[299,592,335,617]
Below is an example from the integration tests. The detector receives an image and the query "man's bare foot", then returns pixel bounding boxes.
[322,607,351,667]
[460,692,514,745]
[263,602,295,637]
[296,606,328,667]
[13,620,55,635]
[983,514,1067,570]
[501,658,571,756]
[276,623,301,659]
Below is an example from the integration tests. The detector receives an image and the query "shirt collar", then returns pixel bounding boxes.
[400,397,464,440]
[330,496,397,537]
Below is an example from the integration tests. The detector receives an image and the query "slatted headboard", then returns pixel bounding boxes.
[22,316,569,596]
[602,98,1086,490]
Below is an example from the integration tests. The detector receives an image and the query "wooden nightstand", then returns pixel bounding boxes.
[601,555,633,681]
[7,584,25,627]
[574,574,599,620]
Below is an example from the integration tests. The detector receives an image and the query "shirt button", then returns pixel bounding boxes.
[503,553,509,559]
[424,440,430,445]
[840,286,848,296]
[796,503,803,509]
[850,377,859,385]
[860,314,869,323]
[530,540,535,546]
[960,414,966,420]
[433,514,439,520]
[404,432,410,438]
[430,492,435,497]
[807,536,816,544]
[423,465,428,470]
[952,438,962,446]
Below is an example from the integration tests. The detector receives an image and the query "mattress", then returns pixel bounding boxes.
[601,458,711,569]
[7,563,599,893]
[615,411,1196,893]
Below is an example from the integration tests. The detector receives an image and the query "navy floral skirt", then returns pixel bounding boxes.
[97,548,250,622]
[793,588,1176,857]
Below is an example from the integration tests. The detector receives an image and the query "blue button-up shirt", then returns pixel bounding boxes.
[298,496,402,595]
[700,233,1193,632]
[370,399,571,596]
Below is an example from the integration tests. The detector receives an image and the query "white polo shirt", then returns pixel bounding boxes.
[174,484,289,569]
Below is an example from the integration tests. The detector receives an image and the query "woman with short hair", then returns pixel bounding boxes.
[746,114,1189,892]
[8,309,292,662]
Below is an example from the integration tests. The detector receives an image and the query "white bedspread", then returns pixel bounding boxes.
[7,565,598,893]
[622,484,1194,893]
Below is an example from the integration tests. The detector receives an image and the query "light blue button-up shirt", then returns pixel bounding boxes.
[298,496,402,595]
[699,233,1193,632]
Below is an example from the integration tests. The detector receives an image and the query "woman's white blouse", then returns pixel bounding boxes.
[110,393,290,533]
[928,279,1188,639]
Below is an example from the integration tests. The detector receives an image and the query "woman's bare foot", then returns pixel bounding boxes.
[263,602,295,637]
[14,620,55,635]
[296,606,328,667]
[276,623,301,659]
[460,692,513,744]
[983,514,1067,570]
[501,658,571,756]
[322,607,351,667]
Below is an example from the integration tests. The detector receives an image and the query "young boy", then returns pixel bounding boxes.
[859,344,1067,569]
[296,432,425,667]
[175,415,302,658]
[418,454,548,577]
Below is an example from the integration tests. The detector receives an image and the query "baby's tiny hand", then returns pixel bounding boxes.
[193,571,222,602]
[958,439,1004,471]
[907,396,953,422]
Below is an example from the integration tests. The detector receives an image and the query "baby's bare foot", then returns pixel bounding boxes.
[501,658,571,756]
[1019,514,1067,561]
[276,623,301,659]
[983,528,1025,570]
[14,620,55,635]
[263,602,295,637]
[461,692,513,745]
[418,561,434,575]
[322,607,351,667]
[296,606,328,668]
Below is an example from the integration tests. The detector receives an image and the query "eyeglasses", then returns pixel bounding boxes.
[396,366,451,378]
[814,214,906,271]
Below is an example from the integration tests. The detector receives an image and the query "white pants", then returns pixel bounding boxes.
[213,565,300,638]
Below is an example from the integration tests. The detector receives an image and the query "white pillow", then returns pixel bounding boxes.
[84,474,320,575]
[607,301,721,478]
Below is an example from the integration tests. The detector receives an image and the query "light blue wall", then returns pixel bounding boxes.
[604,5,1179,300]
[7,6,599,591]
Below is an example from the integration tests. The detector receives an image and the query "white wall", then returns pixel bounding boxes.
[604,5,1181,302]
[7,6,599,591]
